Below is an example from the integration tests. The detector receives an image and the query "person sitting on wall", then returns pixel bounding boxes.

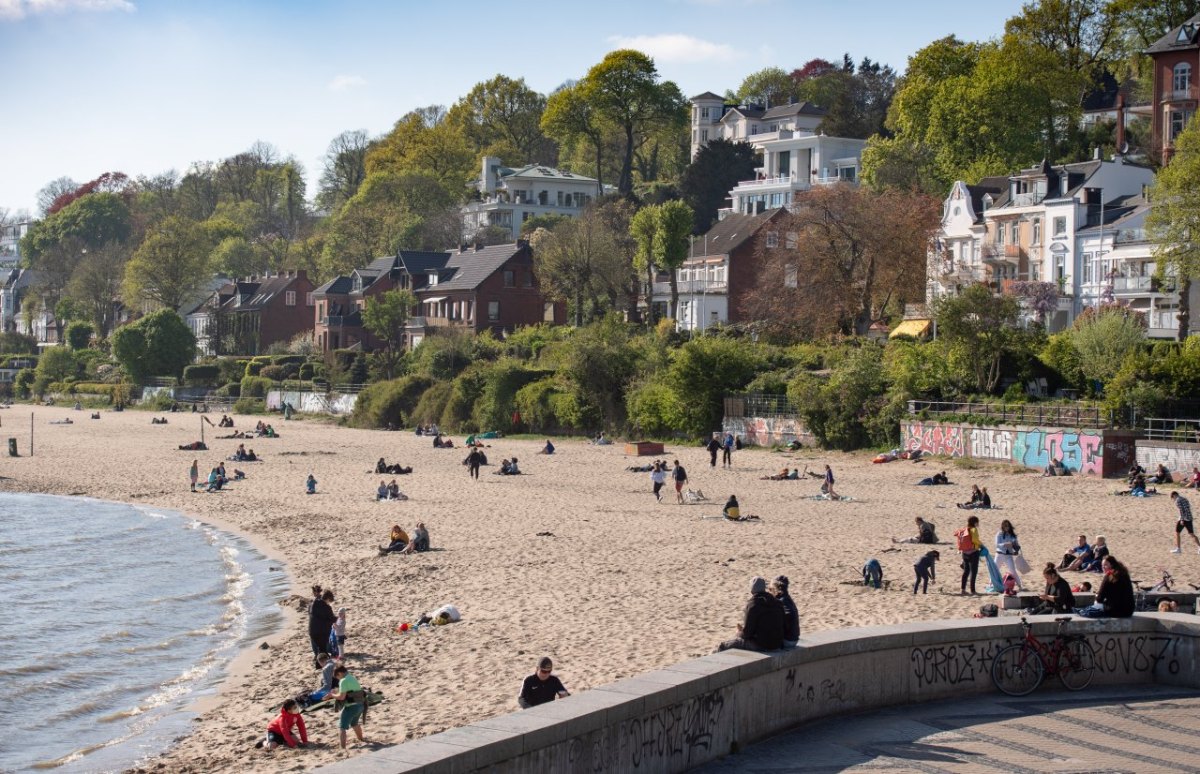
[713,577,785,652]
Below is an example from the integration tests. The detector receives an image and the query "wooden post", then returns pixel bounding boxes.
[30,412,33,457]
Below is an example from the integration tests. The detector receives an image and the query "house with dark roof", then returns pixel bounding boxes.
[0,268,55,342]
[650,208,785,331]
[211,270,314,355]
[312,250,449,353]
[926,177,1007,302]
[461,155,609,241]
[178,277,235,356]
[407,241,564,348]
[1147,12,1200,163]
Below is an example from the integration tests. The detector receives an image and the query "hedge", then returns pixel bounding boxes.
[215,382,242,398]
[260,363,299,382]
[244,357,272,378]
[240,375,273,398]
[271,354,306,366]
[350,375,434,428]
[183,364,221,385]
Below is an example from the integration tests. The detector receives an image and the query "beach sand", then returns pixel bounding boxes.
[1,405,1187,771]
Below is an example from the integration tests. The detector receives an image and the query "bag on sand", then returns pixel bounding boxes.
[976,603,999,618]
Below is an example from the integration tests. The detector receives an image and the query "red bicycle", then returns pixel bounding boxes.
[990,616,1096,696]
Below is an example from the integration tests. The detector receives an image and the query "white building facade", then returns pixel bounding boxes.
[461,156,605,240]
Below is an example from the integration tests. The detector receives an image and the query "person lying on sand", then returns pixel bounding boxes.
[178,441,207,451]
[917,471,950,485]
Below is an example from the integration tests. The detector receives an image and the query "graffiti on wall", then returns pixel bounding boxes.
[1136,442,1200,479]
[901,422,1105,475]
[725,416,813,448]
[267,390,358,415]
[902,422,966,457]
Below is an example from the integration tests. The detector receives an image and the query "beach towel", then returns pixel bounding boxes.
[980,545,1003,591]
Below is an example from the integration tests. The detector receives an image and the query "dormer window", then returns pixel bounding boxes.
[427,272,438,287]
[1179,24,1196,43]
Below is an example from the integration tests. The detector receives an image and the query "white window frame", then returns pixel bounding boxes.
[488,301,500,321]
[285,291,296,306]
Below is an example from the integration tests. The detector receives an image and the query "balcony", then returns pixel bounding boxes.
[1111,276,1157,295]
[1010,192,1045,207]
[652,279,729,296]
[981,245,1020,266]
[732,174,795,190]
[1162,85,1200,103]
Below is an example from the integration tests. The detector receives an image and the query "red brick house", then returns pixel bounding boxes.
[214,270,314,355]
[1148,13,1200,163]
[407,241,565,347]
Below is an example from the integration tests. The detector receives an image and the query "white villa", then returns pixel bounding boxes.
[461,156,606,241]
[689,92,866,216]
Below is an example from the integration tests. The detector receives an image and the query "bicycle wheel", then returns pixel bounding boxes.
[991,644,1044,696]
[1057,637,1096,691]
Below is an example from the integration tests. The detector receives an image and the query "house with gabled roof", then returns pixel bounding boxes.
[461,156,607,241]
[1147,12,1200,163]
[407,240,564,348]
[212,270,314,355]
[651,208,786,331]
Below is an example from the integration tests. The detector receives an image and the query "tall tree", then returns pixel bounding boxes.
[542,81,610,189]
[680,138,758,232]
[111,309,196,381]
[652,200,694,320]
[66,240,128,336]
[579,50,687,196]
[448,75,556,164]
[122,215,213,310]
[36,176,77,217]
[731,67,800,107]
[366,106,474,191]
[317,129,371,212]
[531,204,632,326]
[933,283,1025,393]
[744,186,940,337]
[362,288,416,379]
[1147,116,1200,339]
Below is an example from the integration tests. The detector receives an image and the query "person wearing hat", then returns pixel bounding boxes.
[518,656,570,708]
[714,576,785,652]
[770,576,800,648]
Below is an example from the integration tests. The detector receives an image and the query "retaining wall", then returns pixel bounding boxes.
[723,416,813,448]
[899,420,1138,478]
[266,390,357,415]
[1136,439,1200,481]
[313,615,1200,774]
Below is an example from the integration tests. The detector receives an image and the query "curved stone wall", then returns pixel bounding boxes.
[314,614,1200,773]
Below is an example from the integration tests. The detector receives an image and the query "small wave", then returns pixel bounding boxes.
[98,630,134,643]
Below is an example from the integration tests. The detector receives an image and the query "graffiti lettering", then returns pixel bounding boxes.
[971,429,1013,461]
[1136,443,1200,482]
[910,644,978,686]
[902,422,966,457]
[724,417,812,448]
[1089,634,1180,676]
[625,689,726,768]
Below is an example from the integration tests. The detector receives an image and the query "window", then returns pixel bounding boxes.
[1053,217,1067,237]
[1175,62,1193,93]
[701,107,710,119]
[1171,110,1195,140]
[285,291,296,306]
[1009,221,1018,244]
[428,272,438,286]
[838,166,856,182]
[557,191,564,206]
[1082,253,1093,284]
[543,302,555,322]
[503,270,515,287]
[765,231,778,248]
[785,232,797,249]
[700,129,709,142]
[537,190,548,205]
[996,225,1005,245]
[488,301,500,321]
[784,263,798,288]
[1031,219,1041,245]
[522,271,533,288]
[1056,254,1066,282]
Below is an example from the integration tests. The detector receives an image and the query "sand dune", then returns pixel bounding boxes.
[1,405,1184,771]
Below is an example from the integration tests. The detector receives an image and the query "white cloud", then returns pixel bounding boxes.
[607,33,739,64]
[327,74,367,92]
[0,0,135,21]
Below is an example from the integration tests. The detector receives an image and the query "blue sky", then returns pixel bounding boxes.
[0,0,1027,215]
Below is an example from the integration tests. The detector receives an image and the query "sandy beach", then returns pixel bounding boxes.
[2,405,1189,772]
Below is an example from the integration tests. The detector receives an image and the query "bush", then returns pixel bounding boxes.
[234,397,265,414]
[789,346,887,450]
[239,375,273,398]
[111,309,196,382]
[472,359,550,432]
[64,320,94,350]
[215,382,242,398]
[271,354,305,366]
[244,357,272,378]
[183,364,221,386]
[36,347,77,383]
[14,368,35,398]
[440,369,487,432]
[259,365,290,382]
[218,359,248,385]
[411,381,453,426]
[513,377,564,433]
[350,375,435,428]
[298,362,316,380]
[625,379,686,438]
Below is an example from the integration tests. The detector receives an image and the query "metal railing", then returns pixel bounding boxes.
[725,392,797,419]
[1145,418,1200,442]
[907,400,1110,429]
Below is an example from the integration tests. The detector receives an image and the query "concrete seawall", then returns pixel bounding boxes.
[314,614,1200,773]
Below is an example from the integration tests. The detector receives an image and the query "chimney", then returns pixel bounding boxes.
[1115,93,1126,157]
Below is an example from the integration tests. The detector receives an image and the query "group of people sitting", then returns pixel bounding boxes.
[431,434,455,448]
[378,523,430,555]
[591,432,612,445]
[917,471,950,486]
[414,424,440,437]
[375,480,407,500]
[957,484,992,509]
[1042,457,1071,477]
[761,468,801,481]
[375,458,412,475]
[204,462,244,491]
[218,415,235,428]
[253,421,279,438]
[496,457,521,475]
[713,576,799,652]
[230,444,259,462]
[1118,464,1158,496]
[1058,533,1109,572]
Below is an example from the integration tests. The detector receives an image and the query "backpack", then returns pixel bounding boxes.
[977,603,998,618]
[954,527,974,552]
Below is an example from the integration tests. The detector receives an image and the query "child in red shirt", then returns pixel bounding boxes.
[262,699,308,750]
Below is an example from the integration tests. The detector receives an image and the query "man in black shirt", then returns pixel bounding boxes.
[714,576,785,652]
[518,656,570,708]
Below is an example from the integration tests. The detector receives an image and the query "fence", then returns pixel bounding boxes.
[724,392,797,419]
[1144,418,1200,442]
[907,400,1110,430]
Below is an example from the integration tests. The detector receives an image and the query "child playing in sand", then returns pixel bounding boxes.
[306,474,317,494]
[913,550,940,594]
[258,698,307,751]
[333,607,347,652]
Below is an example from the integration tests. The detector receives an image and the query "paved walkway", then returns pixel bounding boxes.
[697,685,1200,773]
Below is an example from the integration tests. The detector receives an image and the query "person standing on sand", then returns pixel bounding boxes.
[650,460,667,502]
[306,474,317,494]
[1171,491,1200,554]
[672,460,689,504]
[466,446,483,480]
[957,515,982,595]
[707,434,720,468]
[329,664,369,749]
[722,431,735,468]
[308,589,336,668]
[822,464,836,499]
[189,459,198,492]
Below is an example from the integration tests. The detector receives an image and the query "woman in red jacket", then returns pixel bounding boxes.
[262,699,308,751]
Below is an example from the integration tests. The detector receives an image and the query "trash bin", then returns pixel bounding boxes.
[8,437,17,457]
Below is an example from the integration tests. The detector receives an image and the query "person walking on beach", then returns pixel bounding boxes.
[308,589,337,668]
[672,460,689,504]
[956,515,982,595]
[189,459,198,492]
[722,431,735,468]
[650,460,667,502]
[995,520,1024,590]
[707,434,720,468]
[1171,491,1200,553]
[518,656,570,708]
[329,664,369,749]
[822,464,836,499]
[466,446,483,480]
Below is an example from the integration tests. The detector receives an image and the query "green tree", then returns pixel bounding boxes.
[66,240,129,336]
[932,283,1023,393]
[122,215,214,310]
[362,289,416,379]
[1069,305,1146,384]
[64,321,94,350]
[36,346,76,382]
[366,106,474,191]
[1147,116,1200,339]
[542,81,610,190]
[111,309,196,382]
[652,200,694,320]
[679,138,758,232]
[630,205,659,324]
[579,50,687,196]
[316,129,371,212]
[20,192,132,265]
[667,335,763,436]
[732,67,799,107]
[448,75,555,164]
[530,206,631,326]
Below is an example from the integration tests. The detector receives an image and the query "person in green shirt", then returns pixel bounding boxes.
[329,664,368,749]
